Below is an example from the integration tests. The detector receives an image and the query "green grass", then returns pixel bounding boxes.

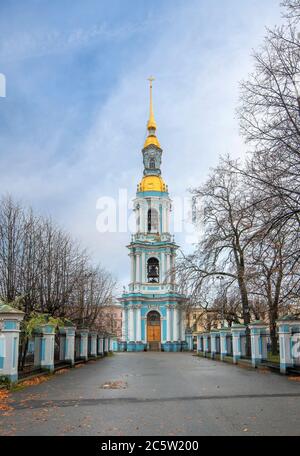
[267,353,280,364]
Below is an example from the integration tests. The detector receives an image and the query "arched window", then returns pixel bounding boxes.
[149,158,156,169]
[147,257,159,283]
[148,208,159,232]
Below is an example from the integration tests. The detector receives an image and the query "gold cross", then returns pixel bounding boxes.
[148,76,155,87]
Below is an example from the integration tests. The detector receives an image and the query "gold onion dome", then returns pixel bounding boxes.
[138,175,168,193]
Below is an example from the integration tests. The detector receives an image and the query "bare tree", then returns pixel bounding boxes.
[238,6,300,232]
[177,160,258,325]
[0,195,117,364]
[248,222,300,352]
[282,0,300,21]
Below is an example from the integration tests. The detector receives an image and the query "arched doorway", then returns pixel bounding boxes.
[147,311,161,351]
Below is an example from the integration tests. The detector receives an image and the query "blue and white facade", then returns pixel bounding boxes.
[119,81,188,352]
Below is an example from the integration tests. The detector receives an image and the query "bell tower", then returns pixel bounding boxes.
[119,79,188,352]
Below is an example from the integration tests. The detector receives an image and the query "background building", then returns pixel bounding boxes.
[96,302,123,338]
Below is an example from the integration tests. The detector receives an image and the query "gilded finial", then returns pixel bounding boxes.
[147,76,157,131]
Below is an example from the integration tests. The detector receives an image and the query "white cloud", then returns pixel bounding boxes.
[0,0,283,287]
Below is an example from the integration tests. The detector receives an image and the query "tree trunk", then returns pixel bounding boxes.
[269,306,279,355]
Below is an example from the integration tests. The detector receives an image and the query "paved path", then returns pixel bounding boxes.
[1,353,300,436]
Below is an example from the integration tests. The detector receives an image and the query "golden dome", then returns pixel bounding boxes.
[138,175,168,193]
[144,135,161,149]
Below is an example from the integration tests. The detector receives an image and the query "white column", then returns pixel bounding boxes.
[136,255,140,283]
[141,252,146,283]
[166,203,170,233]
[99,337,104,355]
[143,319,147,343]
[64,328,75,365]
[34,325,56,371]
[210,334,217,358]
[128,307,134,341]
[80,331,88,360]
[203,334,208,354]
[181,310,186,341]
[161,253,165,283]
[0,311,24,383]
[134,256,137,283]
[249,323,268,368]
[279,326,293,374]
[121,308,127,341]
[142,203,147,232]
[91,334,97,356]
[166,306,171,342]
[136,307,142,341]
[170,253,175,283]
[161,205,165,233]
[137,205,141,232]
[130,255,134,283]
[220,330,228,361]
[173,307,179,342]
[166,254,171,283]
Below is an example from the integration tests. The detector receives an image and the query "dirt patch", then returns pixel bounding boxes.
[0,389,12,412]
[19,375,51,388]
[101,380,127,389]
[288,376,300,382]
[55,368,69,375]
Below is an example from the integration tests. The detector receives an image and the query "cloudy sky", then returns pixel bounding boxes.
[0,0,283,286]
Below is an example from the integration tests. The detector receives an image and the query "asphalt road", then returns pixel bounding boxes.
[1,352,300,436]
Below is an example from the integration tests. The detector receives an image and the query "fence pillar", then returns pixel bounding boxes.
[196,334,202,353]
[277,316,300,374]
[104,336,109,354]
[0,304,24,383]
[111,337,118,352]
[249,321,268,368]
[34,324,56,372]
[219,328,231,361]
[76,329,89,361]
[185,330,193,351]
[210,330,218,359]
[203,333,208,357]
[97,336,104,356]
[231,324,247,364]
[59,326,76,366]
[89,332,97,357]
[108,336,113,353]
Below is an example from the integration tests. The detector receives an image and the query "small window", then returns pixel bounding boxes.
[149,158,156,169]
[148,208,159,232]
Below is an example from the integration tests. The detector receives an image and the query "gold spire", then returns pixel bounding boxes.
[147,76,157,131]
[144,76,161,149]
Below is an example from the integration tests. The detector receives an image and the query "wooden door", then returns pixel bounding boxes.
[147,311,161,350]
[147,324,161,342]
